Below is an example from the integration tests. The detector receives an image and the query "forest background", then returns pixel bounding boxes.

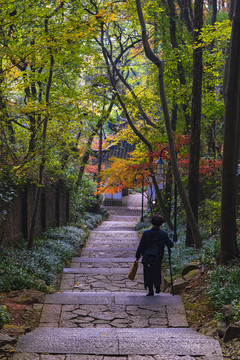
[0,0,240,348]
[1,0,239,257]
[0,0,239,328]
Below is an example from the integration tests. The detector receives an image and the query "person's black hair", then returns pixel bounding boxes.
[151,214,164,226]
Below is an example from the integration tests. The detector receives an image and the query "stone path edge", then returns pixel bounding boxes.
[16,327,223,359]
[44,292,183,306]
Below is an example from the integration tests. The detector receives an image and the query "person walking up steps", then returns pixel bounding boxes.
[136,214,174,296]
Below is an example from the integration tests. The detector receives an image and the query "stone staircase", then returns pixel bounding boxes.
[14,199,223,360]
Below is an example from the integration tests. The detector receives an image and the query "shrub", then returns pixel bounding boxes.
[0,225,88,292]
[0,173,17,223]
[199,199,221,236]
[71,176,100,221]
[135,220,151,232]
[81,212,103,230]
[0,210,106,293]
[208,263,240,314]
[0,305,10,329]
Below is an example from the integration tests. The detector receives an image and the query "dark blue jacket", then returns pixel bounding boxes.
[136,227,173,262]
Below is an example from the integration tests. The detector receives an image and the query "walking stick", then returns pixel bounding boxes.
[168,247,174,296]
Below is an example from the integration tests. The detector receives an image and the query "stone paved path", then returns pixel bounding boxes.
[15,194,223,360]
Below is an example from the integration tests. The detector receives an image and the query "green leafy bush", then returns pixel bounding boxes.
[0,225,88,292]
[199,199,221,236]
[135,220,151,232]
[0,305,10,329]
[71,176,100,221]
[208,263,240,315]
[0,173,17,222]
[81,212,105,230]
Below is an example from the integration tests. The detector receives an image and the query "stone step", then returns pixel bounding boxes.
[94,227,136,231]
[71,257,136,263]
[89,229,139,240]
[105,208,143,215]
[96,221,138,228]
[40,292,187,329]
[12,355,223,360]
[87,240,139,246]
[85,240,139,245]
[63,266,142,274]
[16,327,223,359]
[60,270,144,292]
[45,291,183,305]
[108,215,140,221]
[84,243,138,248]
[80,248,136,258]
[82,247,137,252]
[98,216,138,222]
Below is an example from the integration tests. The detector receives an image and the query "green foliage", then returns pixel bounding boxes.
[162,222,220,279]
[199,199,221,236]
[0,225,87,292]
[208,263,240,320]
[82,212,104,230]
[0,305,10,329]
[135,220,151,232]
[0,173,18,222]
[71,176,100,221]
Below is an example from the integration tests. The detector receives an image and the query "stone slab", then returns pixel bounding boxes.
[71,257,136,263]
[12,354,40,360]
[16,328,223,359]
[90,229,138,233]
[87,239,139,245]
[63,267,142,275]
[117,328,222,359]
[45,292,173,305]
[45,292,116,305]
[96,220,137,225]
[95,227,136,231]
[107,216,140,220]
[85,243,139,249]
[86,237,139,242]
[89,232,139,239]
[79,250,136,258]
[13,354,208,359]
[81,247,136,252]
[97,222,137,227]
[114,293,184,306]
[84,243,138,248]
[17,328,118,354]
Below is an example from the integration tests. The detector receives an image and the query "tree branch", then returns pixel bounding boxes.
[135,0,202,248]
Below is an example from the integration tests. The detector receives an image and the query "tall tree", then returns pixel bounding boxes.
[135,0,202,248]
[185,0,203,247]
[28,1,64,249]
[219,0,240,263]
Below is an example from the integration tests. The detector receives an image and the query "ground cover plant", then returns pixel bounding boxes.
[0,212,104,296]
[0,226,86,293]
[208,263,240,321]
[0,304,10,328]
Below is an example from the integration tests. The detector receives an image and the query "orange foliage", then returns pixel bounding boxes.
[95,135,222,195]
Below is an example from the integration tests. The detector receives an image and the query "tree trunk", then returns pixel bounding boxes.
[76,132,96,187]
[99,27,174,230]
[136,0,202,248]
[167,0,191,131]
[219,0,240,263]
[97,123,103,187]
[27,3,64,248]
[186,0,203,247]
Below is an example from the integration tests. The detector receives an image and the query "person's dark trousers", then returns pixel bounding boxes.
[147,283,154,296]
